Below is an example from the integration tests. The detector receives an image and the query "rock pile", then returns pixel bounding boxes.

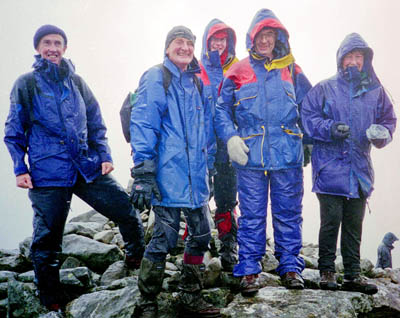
[1,209,400,318]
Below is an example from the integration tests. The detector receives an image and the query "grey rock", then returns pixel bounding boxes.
[93,230,114,244]
[0,270,17,283]
[18,270,35,283]
[61,234,123,273]
[63,222,102,238]
[7,279,47,318]
[68,210,109,226]
[61,256,82,269]
[0,254,31,273]
[261,250,279,273]
[67,283,139,318]
[19,236,32,261]
[100,261,127,286]
[0,298,7,317]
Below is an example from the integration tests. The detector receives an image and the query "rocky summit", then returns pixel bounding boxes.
[1,208,400,318]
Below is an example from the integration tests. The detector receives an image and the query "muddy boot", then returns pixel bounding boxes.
[134,258,166,318]
[215,208,238,272]
[178,263,220,317]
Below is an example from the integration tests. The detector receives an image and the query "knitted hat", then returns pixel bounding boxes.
[165,25,196,51]
[34,24,67,49]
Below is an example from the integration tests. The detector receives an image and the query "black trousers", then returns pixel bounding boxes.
[317,193,366,279]
[28,173,145,306]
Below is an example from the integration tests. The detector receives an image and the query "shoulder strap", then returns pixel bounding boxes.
[23,72,36,123]
[156,63,202,95]
[71,73,85,96]
[156,64,172,94]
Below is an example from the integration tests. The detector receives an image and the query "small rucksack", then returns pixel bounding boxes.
[119,63,202,143]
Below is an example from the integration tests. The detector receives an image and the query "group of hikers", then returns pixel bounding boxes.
[4,7,397,318]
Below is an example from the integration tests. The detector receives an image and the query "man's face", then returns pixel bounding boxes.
[254,28,276,59]
[166,37,194,71]
[36,34,66,66]
[342,50,364,71]
[210,36,227,56]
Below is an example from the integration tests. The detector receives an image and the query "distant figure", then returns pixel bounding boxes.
[376,232,398,269]
[3,25,145,312]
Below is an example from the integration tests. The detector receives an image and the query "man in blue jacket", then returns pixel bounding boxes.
[301,33,396,294]
[199,18,239,272]
[130,26,218,318]
[4,25,145,312]
[215,9,311,295]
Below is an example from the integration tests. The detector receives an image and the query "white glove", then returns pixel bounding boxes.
[366,124,390,140]
[227,136,249,166]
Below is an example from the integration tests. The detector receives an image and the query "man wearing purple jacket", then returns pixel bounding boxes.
[301,33,396,294]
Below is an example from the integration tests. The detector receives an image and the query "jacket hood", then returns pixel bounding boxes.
[246,8,290,59]
[383,232,399,247]
[336,33,378,83]
[201,18,236,65]
[33,55,75,81]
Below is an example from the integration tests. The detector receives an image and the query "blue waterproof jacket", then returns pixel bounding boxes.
[301,33,396,198]
[130,57,215,208]
[215,9,311,170]
[4,56,112,187]
[199,18,238,163]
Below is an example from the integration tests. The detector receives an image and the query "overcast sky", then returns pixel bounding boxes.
[1,0,399,267]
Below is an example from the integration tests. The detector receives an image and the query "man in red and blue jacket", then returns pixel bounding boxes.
[215,9,311,294]
[199,18,239,272]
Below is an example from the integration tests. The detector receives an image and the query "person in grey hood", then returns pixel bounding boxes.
[376,232,398,269]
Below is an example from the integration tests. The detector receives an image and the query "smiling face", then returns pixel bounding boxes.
[342,49,364,71]
[166,37,194,71]
[254,28,276,59]
[36,34,66,66]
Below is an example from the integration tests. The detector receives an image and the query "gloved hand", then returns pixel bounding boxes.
[303,144,313,167]
[331,122,350,140]
[130,161,161,211]
[366,124,391,148]
[227,136,249,166]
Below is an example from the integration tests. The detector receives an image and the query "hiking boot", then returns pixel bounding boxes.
[221,258,236,272]
[178,292,220,317]
[125,255,142,270]
[133,296,158,318]
[341,276,378,295]
[281,272,304,290]
[320,271,338,290]
[239,274,260,296]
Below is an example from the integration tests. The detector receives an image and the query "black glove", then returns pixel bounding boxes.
[130,161,161,211]
[303,144,313,167]
[331,122,350,140]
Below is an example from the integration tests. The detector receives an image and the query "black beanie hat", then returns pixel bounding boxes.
[33,24,67,49]
[165,25,196,52]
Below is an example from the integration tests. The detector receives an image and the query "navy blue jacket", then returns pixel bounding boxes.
[4,56,112,187]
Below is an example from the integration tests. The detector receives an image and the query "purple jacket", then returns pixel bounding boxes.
[301,33,396,198]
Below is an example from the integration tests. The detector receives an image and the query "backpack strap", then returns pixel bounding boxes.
[157,63,202,95]
[22,72,37,123]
